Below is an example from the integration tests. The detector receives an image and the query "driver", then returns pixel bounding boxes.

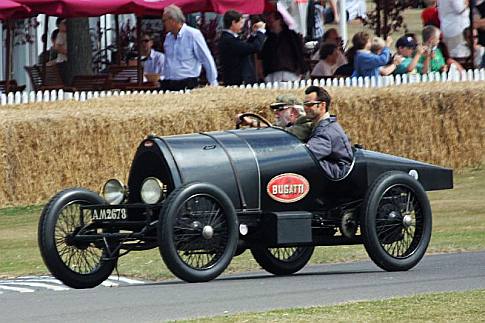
[304,85,353,179]
[239,94,314,142]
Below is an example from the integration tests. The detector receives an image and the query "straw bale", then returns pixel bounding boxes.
[0,82,484,207]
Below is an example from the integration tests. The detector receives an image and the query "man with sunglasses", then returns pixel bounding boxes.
[304,86,353,179]
[140,33,164,80]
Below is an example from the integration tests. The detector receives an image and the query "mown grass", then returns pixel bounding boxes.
[178,289,485,322]
[0,168,484,280]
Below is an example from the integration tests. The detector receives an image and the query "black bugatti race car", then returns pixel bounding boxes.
[38,114,453,288]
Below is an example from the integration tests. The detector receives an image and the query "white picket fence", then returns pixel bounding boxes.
[1,68,485,106]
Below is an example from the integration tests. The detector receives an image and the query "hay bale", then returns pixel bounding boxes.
[0,83,484,207]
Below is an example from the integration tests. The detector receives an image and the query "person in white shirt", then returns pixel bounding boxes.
[162,4,218,91]
[311,43,344,77]
[438,0,470,57]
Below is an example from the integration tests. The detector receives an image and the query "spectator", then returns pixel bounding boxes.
[161,4,218,91]
[454,27,485,67]
[54,18,67,63]
[351,32,391,78]
[394,35,425,74]
[333,45,357,77]
[438,0,470,58]
[38,29,59,65]
[140,32,164,80]
[370,36,386,55]
[421,0,440,27]
[474,0,485,46]
[218,10,266,86]
[311,28,348,65]
[371,36,400,76]
[311,43,343,77]
[419,25,447,73]
[308,0,346,36]
[260,11,306,82]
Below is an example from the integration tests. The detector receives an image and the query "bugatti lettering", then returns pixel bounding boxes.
[92,208,127,220]
[272,184,305,195]
[267,173,310,203]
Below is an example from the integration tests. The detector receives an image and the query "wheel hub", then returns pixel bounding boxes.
[402,214,413,227]
[202,225,214,239]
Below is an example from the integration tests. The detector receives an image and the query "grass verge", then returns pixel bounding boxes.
[177,289,485,322]
[1,168,484,279]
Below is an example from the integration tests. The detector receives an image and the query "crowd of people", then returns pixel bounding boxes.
[35,1,485,92]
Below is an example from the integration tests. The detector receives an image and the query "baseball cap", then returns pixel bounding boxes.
[270,94,303,111]
[396,35,417,49]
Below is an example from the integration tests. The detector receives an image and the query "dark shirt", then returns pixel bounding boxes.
[306,117,353,179]
[260,28,306,76]
[219,30,265,86]
[478,2,485,47]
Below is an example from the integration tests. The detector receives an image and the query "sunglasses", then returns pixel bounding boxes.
[303,101,321,107]
[142,39,151,43]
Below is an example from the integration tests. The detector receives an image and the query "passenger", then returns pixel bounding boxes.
[303,86,353,179]
[238,94,313,142]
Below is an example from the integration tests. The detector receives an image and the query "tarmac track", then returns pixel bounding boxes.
[1,251,484,322]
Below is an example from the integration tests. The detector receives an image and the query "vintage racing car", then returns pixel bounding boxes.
[38,114,453,288]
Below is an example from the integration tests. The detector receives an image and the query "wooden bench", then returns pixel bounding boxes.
[108,65,159,91]
[0,80,26,93]
[25,64,111,92]
[71,75,110,91]
[24,64,75,92]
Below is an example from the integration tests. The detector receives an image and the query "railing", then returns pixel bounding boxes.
[1,68,485,106]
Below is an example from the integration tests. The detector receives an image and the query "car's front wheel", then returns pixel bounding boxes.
[38,188,118,289]
[158,182,238,282]
[361,172,432,271]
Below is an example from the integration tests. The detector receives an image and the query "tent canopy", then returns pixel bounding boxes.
[12,0,273,17]
[0,0,31,21]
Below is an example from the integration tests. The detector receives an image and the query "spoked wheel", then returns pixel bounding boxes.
[250,246,314,275]
[361,172,432,272]
[158,182,238,282]
[38,188,118,289]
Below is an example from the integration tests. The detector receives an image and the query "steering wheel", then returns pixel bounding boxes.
[236,112,273,129]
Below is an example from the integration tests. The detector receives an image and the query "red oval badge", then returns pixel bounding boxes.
[267,173,310,203]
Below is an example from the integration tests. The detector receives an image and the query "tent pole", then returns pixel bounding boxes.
[136,15,142,85]
[5,20,12,93]
[338,0,347,47]
[114,14,121,64]
[469,0,474,68]
[42,14,49,84]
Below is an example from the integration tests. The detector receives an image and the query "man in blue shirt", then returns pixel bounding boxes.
[140,33,164,80]
[161,5,218,91]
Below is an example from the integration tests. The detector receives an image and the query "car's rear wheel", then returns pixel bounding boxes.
[158,182,238,282]
[361,172,432,271]
[38,188,118,289]
[250,246,314,275]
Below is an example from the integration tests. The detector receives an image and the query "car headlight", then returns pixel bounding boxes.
[102,179,126,205]
[140,177,164,204]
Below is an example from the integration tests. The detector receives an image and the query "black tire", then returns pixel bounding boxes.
[158,182,238,282]
[250,246,314,275]
[361,171,432,272]
[38,188,117,289]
